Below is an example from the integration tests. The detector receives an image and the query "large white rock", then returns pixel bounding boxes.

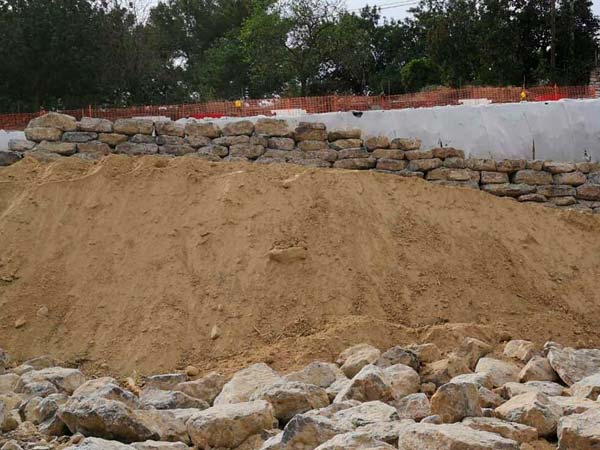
[250,381,329,422]
[519,356,558,382]
[284,362,346,388]
[337,344,381,378]
[384,364,421,401]
[376,346,419,371]
[186,400,275,448]
[15,367,86,397]
[332,401,398,428]
[503,340,537,363]
[501,381,565,398]
[549,396,600,416]
[494,391,562,437]
[334,365,391,403]
[395,393,431,421]
[214,363,282,405]
[462,417,538,443]
[355,420,416,444]
[63,437,134,450]
[557,408,600,449]
[397,422,519,449]
[430,382,482,423]
[269,414,350,450]
[450,372,493,390]
[173,371,225,404]
[571,373,600,401]
[456,338,493,370]
[72,378,140,409]
[475,358,521,388]
[421,355,471,386]
[140,388,209,410]
[314,431,396,449]
[545,342,600,386]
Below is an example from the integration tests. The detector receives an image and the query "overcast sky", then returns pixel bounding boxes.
[346,0,600,20]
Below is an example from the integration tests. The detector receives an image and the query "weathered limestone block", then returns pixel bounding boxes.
[185,135,212,148]
[450,372,493,390]
[371,149,405,160]
[462,417,538,443]
[576,183,600,201]
[365,136,390,151]
[355,419,416,444]
[70,377,140,409]
[77,141,111,157]
[28,112,77,131]
[537,184,576,197]
[78,117,113,133]
[397,422,519,449]
[297,140,329,151]
[430,180,479,189]
[481,183,536,197]
[557,408,600,450]
[263,149,301,160]
[526,160,544,170]
[421,354,471,386]
[154,121,184,137]
[139,388,209,410]
[404,149,433,160]
[267,137,295,151]
[334,365,391,403]
[501,381,564,398]
[173,372,225,405]
[554,171,587,186]
[337,344,381,378]
[551,196,577,206]
[156,135,184,146]
[131,441,189,450]
[115,142,158,155]
[113,119,154,136]
[314,431,396,450]
[513,170,553,185]
[545,342,600,386]
[252,118,289,137]
[269,414,350,450]
[407,158,442,172]
[62,132,98,143]
[549,396,600,415]
[251,381,329,422]
[222,120,254,136]
[338,148,369,159]
[443,157,467,169]
[0,151,22,166]
[98,133,128,147]
[0,374,19,394]
[426,168,478,182]
[478,387,505,409]
[284,362,345,389]
[571,373,600,401]
[496,159,527,172]
[408,343,440,365]
[390,137,420,150]
[518,193,547,203]
[475,358,520,388]
[328,129,361,141]
[15,368,83,397]
[494,391,562,437]
[395,393,430,420]
[329,139,363,150]
[503,340,537,363]
[145,374,188,391]
[307,149,338,162]
[25,127,63,142]
[386,364,421,401]
[158,144,195,156]
[430,147,464,159]
[519,356,558,383]
[333,158,376,170]
[197,145,228,158]
[332,400,398,428]
[130,133,156,144]
[542,161,576,174]
[467,159,497,171]
[214,363,282,405]
[34,142,78,157]
[456,337,493,370]
[185,121,221,139]
[294,122,327,141]
[229,144,265,159]
[376,346,419,371]
[63,437,134,450]
[8,139,36,151]
[430,382,482,423]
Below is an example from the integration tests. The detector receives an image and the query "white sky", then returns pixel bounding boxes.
[346,0,600,20]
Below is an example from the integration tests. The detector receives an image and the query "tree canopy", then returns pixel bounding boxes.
[0,0,597,112]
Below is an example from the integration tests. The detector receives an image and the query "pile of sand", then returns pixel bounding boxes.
[1,155,599,377]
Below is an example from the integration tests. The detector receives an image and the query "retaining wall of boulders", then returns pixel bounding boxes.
[3,112,600,213]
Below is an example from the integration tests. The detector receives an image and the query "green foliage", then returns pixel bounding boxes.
[0,0,597,112]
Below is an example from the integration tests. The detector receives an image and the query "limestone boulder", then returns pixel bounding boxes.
[172,371,224,405]
[365,136,390,150]
[77,141,111,157]
[154,121,184,137]
[408,344,441,365]
[407,158,442,172]
[78,117,113,133]
[330,139,364,150]
[222,120,254,136]
[29,112,77,131]
[385,364,421,401]
[213,135,249,146]
[8,139,36,151]
[457,338,493,370]
[397,422,519,449]
[73,378,140,409]
[545,342,600,385]
[327,129,361,141]
[186,400,275,448]
[481,171,509,184]
[267,413,349,450]
[430,382,482,423]
[571,373,600,401]
[475,358,520,388]
[332,400,398,428]
[214,363,282,405]
[390,137,420,150]
[338,148,370,159]
[554,171,587,186]
[140,388,208,410]
[63,437,134,450]
[557,408,600,450]
[284,362,345,389]
[549,396,600,416]
[496,159,527,172]
[15,367,85,397]
[478,387,505,409]
[314,431,396,450]
[395,393,431,421]
[462,417,538,443]
[501,381,565,398]
[185,121,221,139]
[333,158,376,170]
[25,127,63,142]
[576,184,600,201]
[62,131,98,143]
[481,184,536,197]
[431,147,465,159]
[503,340,537,363]
[0,374,19,394]
[542,161,576,174]
[294,123,327,141]
[113,119,154,135]
[230,143,265,159]
[376,346,419,371]
[519,356,559,382]
[297,140,328,151]
[255,118,290,137]
[421,354,471,386]
[35,141,77,155]
[250,381,329,422]
[513,170,552,185]
[494,391,562,437]
[115,142,158,155]
[450,372,493,390]
[98,133,128,147]
[375,159,408,172]
[355,419,416,444]
[537,184,576,197]
[267,137,295,151]
[337,344,381,378]
[131,441,188,450]
[334,364,391,403]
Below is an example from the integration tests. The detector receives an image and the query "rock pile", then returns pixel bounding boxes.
[2,113,600,213]
[1,339,600,449]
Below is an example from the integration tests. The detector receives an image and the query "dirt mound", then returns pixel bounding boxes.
[1,155,599,377]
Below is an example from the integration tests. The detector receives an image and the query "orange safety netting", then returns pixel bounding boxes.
[1,85,595,131]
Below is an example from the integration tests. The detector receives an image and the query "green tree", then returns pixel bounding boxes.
[401,57,441,91]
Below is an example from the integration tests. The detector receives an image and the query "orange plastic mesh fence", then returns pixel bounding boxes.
[1,85,595,131]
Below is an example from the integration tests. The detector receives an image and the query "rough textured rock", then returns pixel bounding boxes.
[173,371,225,405]
[63,437,134,449]
[397,422,519,449]
[0,151,21,166]
[328,129,361,141]
[332,400,398,428]
[501,381,564,398]
[407,158,442,172]
[186,400,274,448]
[78,117,113,133]
[537,184,576,197]
[154,121,184,137]
[77,141,111,157]
[334,364,391,403]
[0,374,19,393]
[115,142,158,155]
[272,413,350,450]
[255,118,290,137]
[554,171,587,186]
[421,355,471,386]
[330,139,364,150]
[29,112,77,131]
[513,170,553,185]
[15,367,85,397]
[98,133,128,146]
[338,148,370,159]
[408,344,441,365]
[250,381,329,422]
[390,137,420,150]
[25,127,63,142]
[294,123,327,141]
[376,346,419,371]
[457,338,493,370]
[314,431,396,450]
[214,363,281,405]
[355,420,416,444]
[395,393,431,420]
[297,140,329,151]
[519,357,558,383]
[557,408,600,450]
[267,137,295,151]
[185,121,221,139]
[494,391,562,437]
[62,131,98,143]
[431,147,464,159]
[337,344,381,378]
[8,139,36,151]
[113,119,154,136]
[475,358,521,388]
[223,120,254,136]
[430,382,482,423]
[478,387,505,409]
[371,149,405,160]
[140,388,209,410]
[545,342,600,386]
[385,364,421,401]
[542,161,576,174]
[284,362,345,389]
[450,373,493,390]
[549,396,600,416]
[496,159,527,172]
[576,183,600,201]
[229,143,265,159]
[462,417,538,443]
[481,184,536,197]
[333,158,376,170]
[571,373,600,401]
[365,136,390,151]
[503,340,537,363]
[131,441,188,450]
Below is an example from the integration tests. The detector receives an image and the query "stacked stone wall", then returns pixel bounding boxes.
[3,112,600,214]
